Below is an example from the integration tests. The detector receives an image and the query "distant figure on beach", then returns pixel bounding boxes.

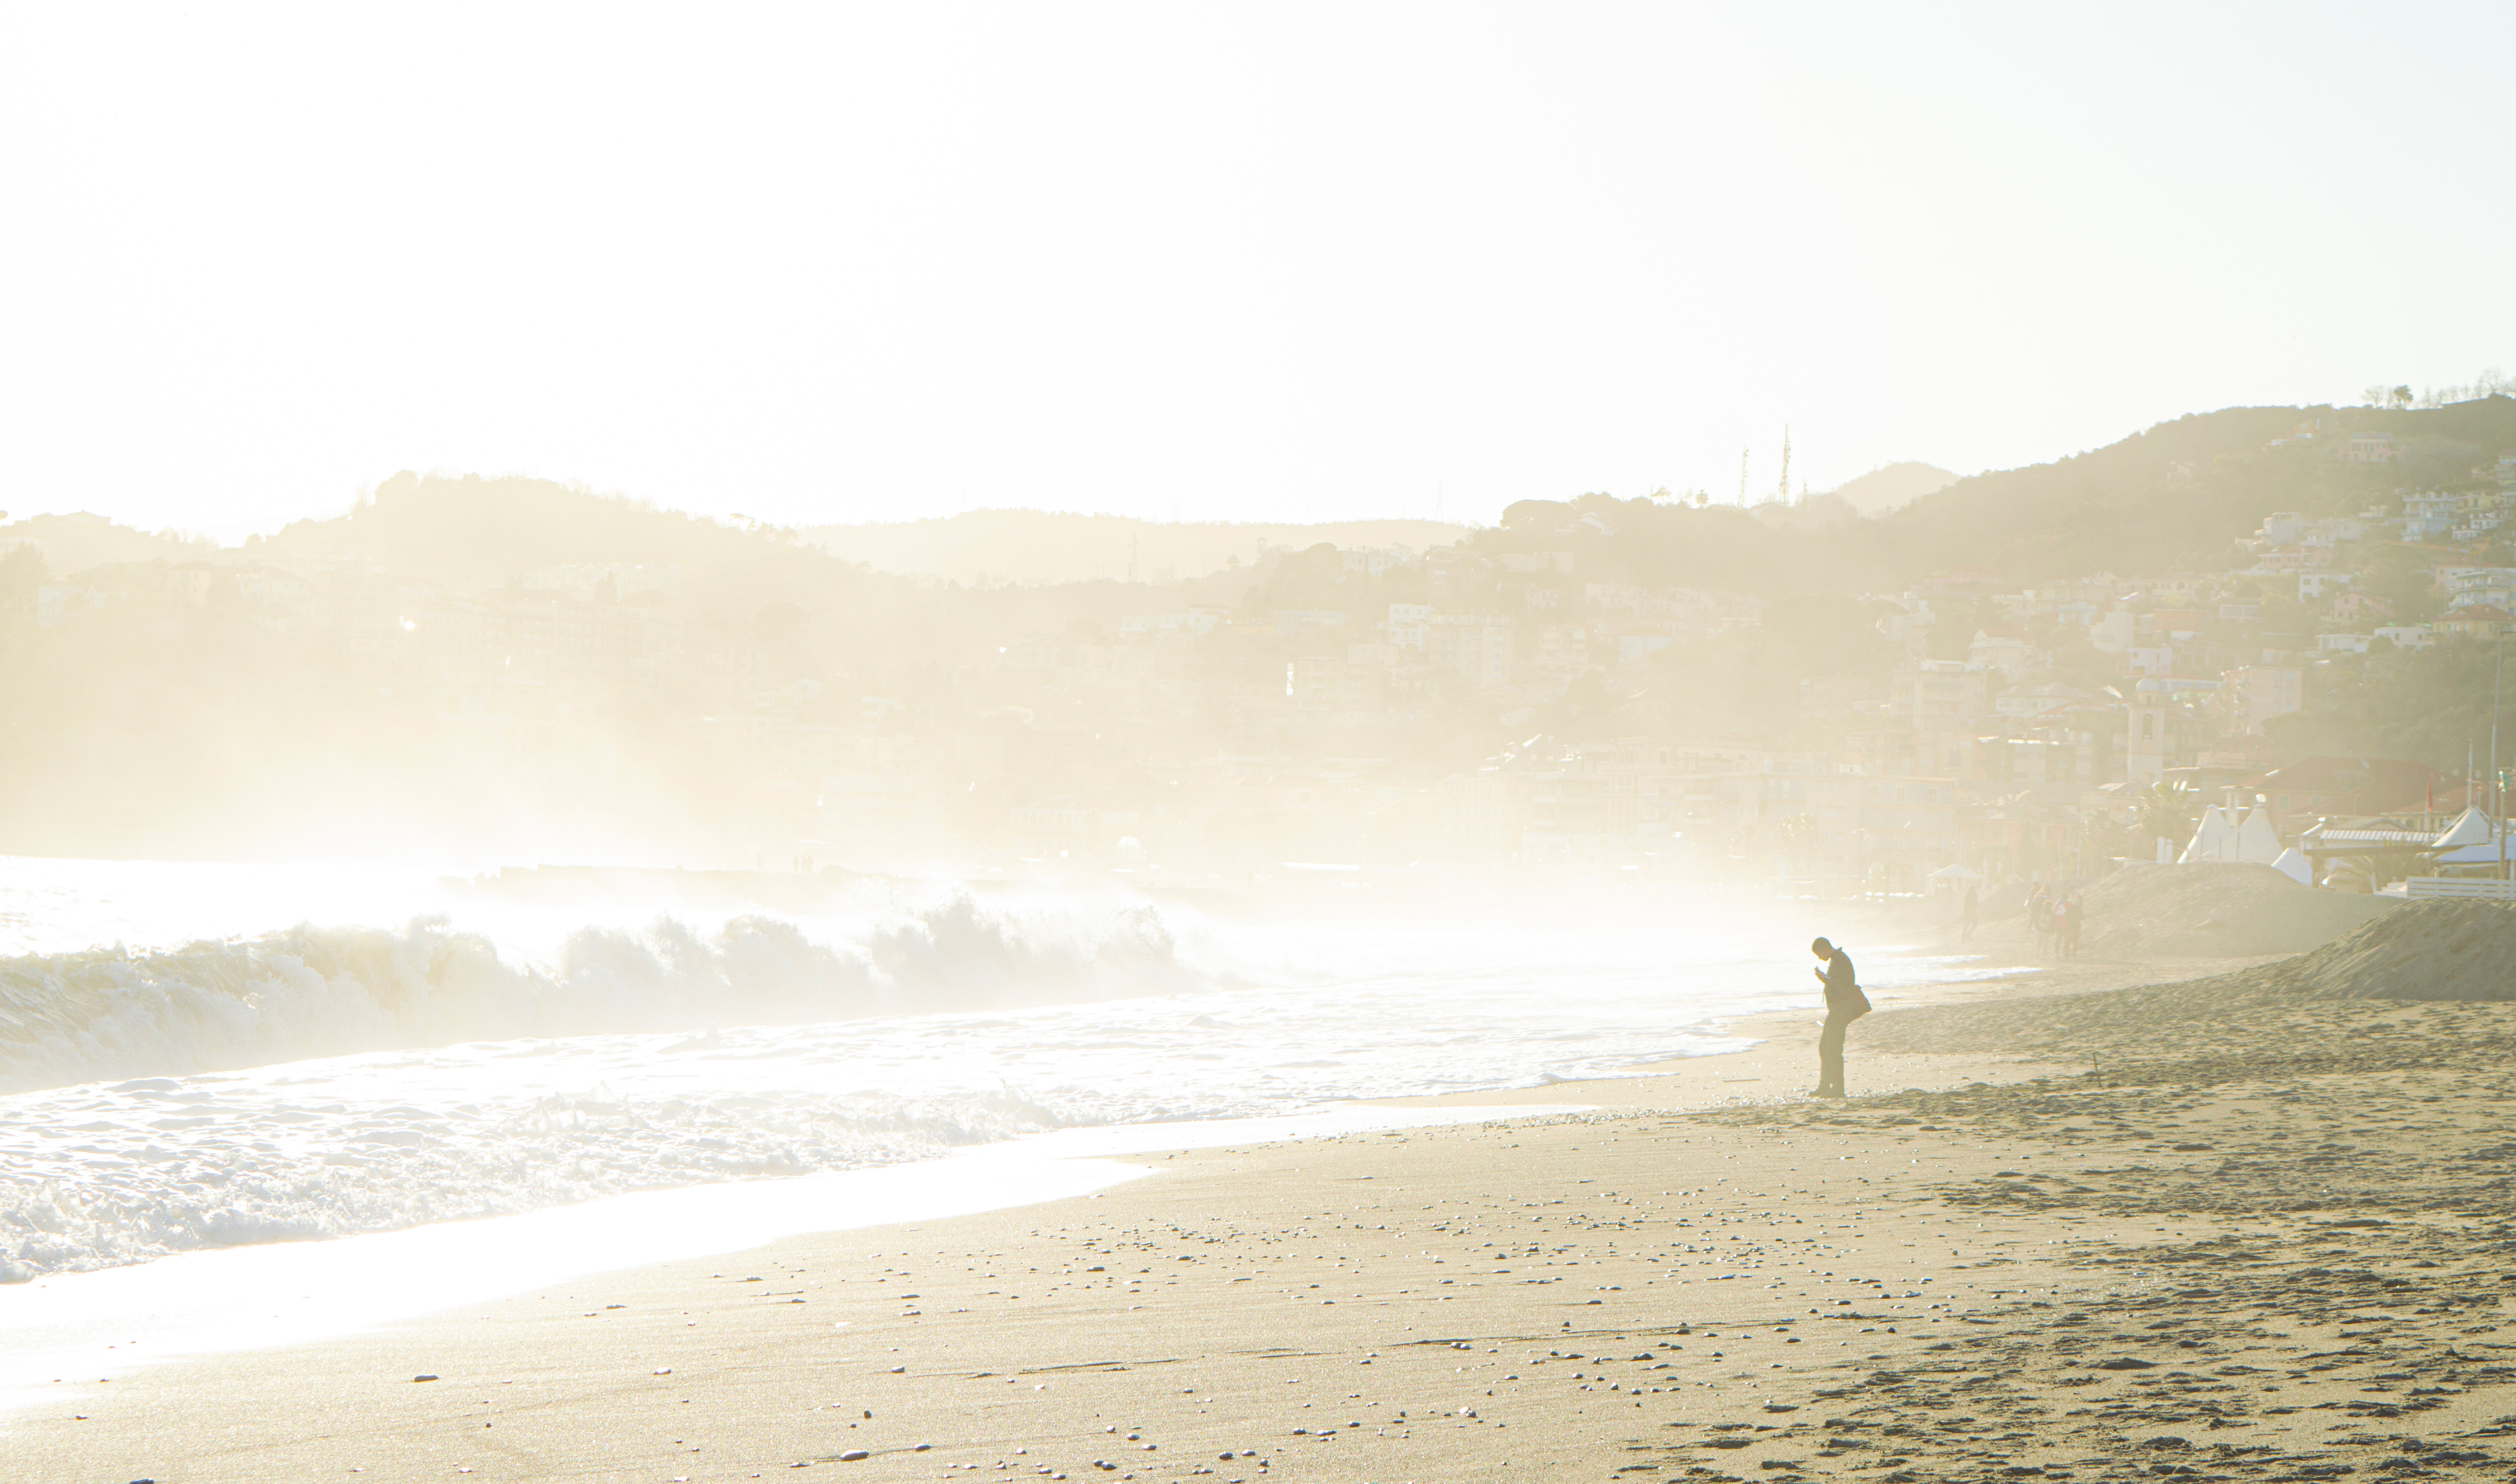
[1809,936,1870,1098]
[1959,885,1979,943]
[2060,893,2083,960]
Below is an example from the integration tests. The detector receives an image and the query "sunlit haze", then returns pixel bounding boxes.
[4,3,2510,532]
[9,14,2516,1479]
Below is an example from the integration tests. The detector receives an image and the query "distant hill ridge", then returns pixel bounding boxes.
[1829,461,1959,516]
[1867,397,2516,579]
[802,511,1470,585]
[8,398,2516,588]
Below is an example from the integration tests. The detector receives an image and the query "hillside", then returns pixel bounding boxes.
[1828,461,1958,517]
[0,511,210,575]
[802,511,1471,585]
[1873,397,2516,580]
[1466,398,2516,594]
[5,399,2514,859]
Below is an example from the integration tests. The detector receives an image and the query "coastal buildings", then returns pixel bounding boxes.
[8,456,2514,889]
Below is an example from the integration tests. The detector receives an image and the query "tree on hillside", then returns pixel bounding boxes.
[2360,544,2443,624]
[1868,401,2516,582]
[2265,638,2515,771]
[2134,781,2197,855]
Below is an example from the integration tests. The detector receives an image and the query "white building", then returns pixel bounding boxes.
[1339,545,1415,578]
[2403,491,2460,541]
[524,562,681,602]
[1428,614,1516,684]
[1118,607,1228,640]
[2444,568,2516,611]
[2220,664,2302,736]
[1967,630,2033,676]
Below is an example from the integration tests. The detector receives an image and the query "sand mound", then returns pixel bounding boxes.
[2259,897,2516,1002]
[1866,898,2516,1056]
[2066,863,2395,959]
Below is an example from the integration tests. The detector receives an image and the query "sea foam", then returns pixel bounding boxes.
[0,895,1197,1095]
[0,870,1984,1282]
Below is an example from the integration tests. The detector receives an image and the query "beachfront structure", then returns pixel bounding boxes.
[2177,803,2284,867]
[2302,806,2513,896]
[2414,808,2516,897]
[2250,756,2454,835]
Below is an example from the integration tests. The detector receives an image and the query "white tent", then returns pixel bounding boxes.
[2178,802,2287,866]
[2270,847,2312,885]
[2178,805,2236,864]
[1926,863,1984,894]
[2433,807,2495,850]
[2235,804,2285,864]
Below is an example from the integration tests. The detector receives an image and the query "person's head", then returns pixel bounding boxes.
[1810,936,1834,960]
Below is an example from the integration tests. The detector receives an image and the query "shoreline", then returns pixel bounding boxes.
[0,955,2184,1326]
[0,939,2121,1380]
[62,943,2515,1484]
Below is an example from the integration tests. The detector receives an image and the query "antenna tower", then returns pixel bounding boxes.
[1778,426,1792,504]
[1738,448,1749,505]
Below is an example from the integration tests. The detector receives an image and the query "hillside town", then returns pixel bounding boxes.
[5,425,2516,895]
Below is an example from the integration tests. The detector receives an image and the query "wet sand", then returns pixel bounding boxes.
[25,951,2516,1484]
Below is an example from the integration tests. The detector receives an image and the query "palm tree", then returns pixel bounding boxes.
[2133,781,2197,857]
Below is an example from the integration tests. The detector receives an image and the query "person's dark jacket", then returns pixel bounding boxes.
[1821,950,1868,1020]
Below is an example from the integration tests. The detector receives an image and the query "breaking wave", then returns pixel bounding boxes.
[0,896,1203,1096]
[0,888,1872,1281]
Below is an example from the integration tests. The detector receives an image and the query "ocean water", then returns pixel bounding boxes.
[0,858,1987,1283]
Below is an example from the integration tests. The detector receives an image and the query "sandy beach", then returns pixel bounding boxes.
[21,942,2516,1484]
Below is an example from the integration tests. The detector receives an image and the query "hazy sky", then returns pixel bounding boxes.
[3,3,2509,538]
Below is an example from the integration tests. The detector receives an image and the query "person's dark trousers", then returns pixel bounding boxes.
[1817,1013,1852,1097]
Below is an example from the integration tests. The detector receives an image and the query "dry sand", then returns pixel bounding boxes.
[2060,864,2399,961]
[1897,864,2398,962]
[21,945,2516,1484]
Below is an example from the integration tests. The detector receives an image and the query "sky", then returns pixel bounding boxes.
[1,2,2509,538]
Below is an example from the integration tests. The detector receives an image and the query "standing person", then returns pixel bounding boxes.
[2060,893,2083,960]
[1959,884,1979,944]
[1809,936,1870,1098]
